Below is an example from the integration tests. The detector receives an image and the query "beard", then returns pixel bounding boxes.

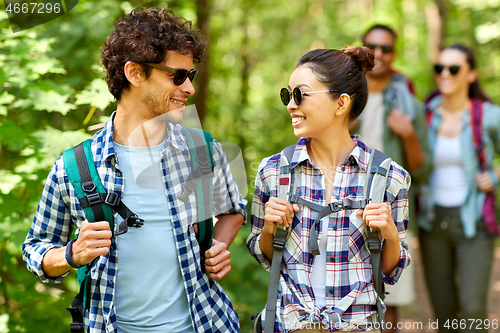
[142,85,184,124]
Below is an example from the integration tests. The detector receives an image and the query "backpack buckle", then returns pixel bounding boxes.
[82,181,96,193]
[104,192,120,207]
[86,193,102,206]
[127,214,144,228]
[328,202,343,213]
[197,156,213,175]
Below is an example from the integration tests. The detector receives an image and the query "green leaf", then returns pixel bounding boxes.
[0,170,23,194]
[0,91,15,105]
[25,56,66,76]
[75,79,115,110]
[31,126,91,163]
[27,88,76,115]
[0,119,27,150]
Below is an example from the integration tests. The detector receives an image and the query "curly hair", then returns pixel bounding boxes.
[100,7,208,101]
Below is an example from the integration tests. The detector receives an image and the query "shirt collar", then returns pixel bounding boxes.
[94,112,189,163]
[165,122,189,152]
[289,135,371,172]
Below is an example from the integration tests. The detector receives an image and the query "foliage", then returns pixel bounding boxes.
[0,0,499,332]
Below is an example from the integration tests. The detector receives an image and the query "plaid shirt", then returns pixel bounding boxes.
[247,136,411,332]
[22,113,247,333]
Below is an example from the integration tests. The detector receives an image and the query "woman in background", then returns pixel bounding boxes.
[420,44,500,333]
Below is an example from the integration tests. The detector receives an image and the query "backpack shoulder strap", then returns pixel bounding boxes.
[364,148,392,332]
[263,144,295,333]
[179,127,215,255]
[63,139,114,227]
[470,98,486,170]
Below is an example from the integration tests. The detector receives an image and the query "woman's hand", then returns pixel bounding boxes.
[262,197,300,235]
[476,171,496,193]
[357,202,399,243]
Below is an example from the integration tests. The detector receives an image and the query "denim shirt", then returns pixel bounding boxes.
[420,95,500,238]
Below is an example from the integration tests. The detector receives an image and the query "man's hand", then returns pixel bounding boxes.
[204,239,231,280]
[71,221,112,266]
[387,110,415,139]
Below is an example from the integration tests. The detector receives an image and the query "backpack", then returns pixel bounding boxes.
[63,126,215,333]
[255,145,391,333]
[424,95,499,237]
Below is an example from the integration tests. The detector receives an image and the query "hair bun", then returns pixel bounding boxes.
[342,46,375,73]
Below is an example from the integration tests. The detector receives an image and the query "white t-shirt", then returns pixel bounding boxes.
[431,135,469,207]
[359,92,385,152]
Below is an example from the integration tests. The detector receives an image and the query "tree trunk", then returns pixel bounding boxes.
[425,0,446,62]
[195,0,210,123]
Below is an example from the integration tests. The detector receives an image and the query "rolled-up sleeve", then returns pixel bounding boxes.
[211,140,247,220]
[382,170,412,285]
[22,159,73,283]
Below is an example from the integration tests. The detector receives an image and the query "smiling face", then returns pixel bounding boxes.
[286,65,340,138]
[435,48,476,98]
[141,51,195,124]
[363,29,395,78]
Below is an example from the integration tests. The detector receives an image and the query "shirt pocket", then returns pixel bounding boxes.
[347,211,370,262]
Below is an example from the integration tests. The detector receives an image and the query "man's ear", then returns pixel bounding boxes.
[335,93,351,117]
[124,61,145,88]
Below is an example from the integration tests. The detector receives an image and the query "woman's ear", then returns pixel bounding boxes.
[468,68,478,85]
[335,93,351,116]
[124,61,144,88]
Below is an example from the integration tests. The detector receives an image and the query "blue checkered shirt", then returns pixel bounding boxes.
[23,114,247,333]
[247,136,411,332]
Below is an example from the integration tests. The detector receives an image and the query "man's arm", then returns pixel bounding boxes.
[42,221,112,278]
[386,110,424,172]
[203,213,244,280]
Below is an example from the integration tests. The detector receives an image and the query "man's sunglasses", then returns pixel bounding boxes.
[145,63,197,86]
[280,87,338,106]
[434,64,461,75]
[364,44,394,54]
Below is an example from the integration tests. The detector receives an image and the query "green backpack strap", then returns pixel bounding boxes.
[63,139,114,333]
[63,139,114,228]
[179,127,214,256]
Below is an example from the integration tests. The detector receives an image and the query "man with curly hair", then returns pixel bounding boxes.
[22,7,246,333]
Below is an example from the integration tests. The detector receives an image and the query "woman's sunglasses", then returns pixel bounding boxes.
[364,44,394,54]
[145,63,197,86]
[434,64,461,75]
[280,87,338,106]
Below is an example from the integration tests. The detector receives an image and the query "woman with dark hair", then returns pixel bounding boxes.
[247,47,411,332]
[419,44,500,332]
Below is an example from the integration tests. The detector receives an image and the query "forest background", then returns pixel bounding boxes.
[0,0,499,332]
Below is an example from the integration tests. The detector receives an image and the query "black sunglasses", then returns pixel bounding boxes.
[145,63,197,86]
[364,44,394,54]
[434,64,461,75]
[280,87,339,106]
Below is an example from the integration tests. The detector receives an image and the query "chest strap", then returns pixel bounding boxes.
[288,193,370,255]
